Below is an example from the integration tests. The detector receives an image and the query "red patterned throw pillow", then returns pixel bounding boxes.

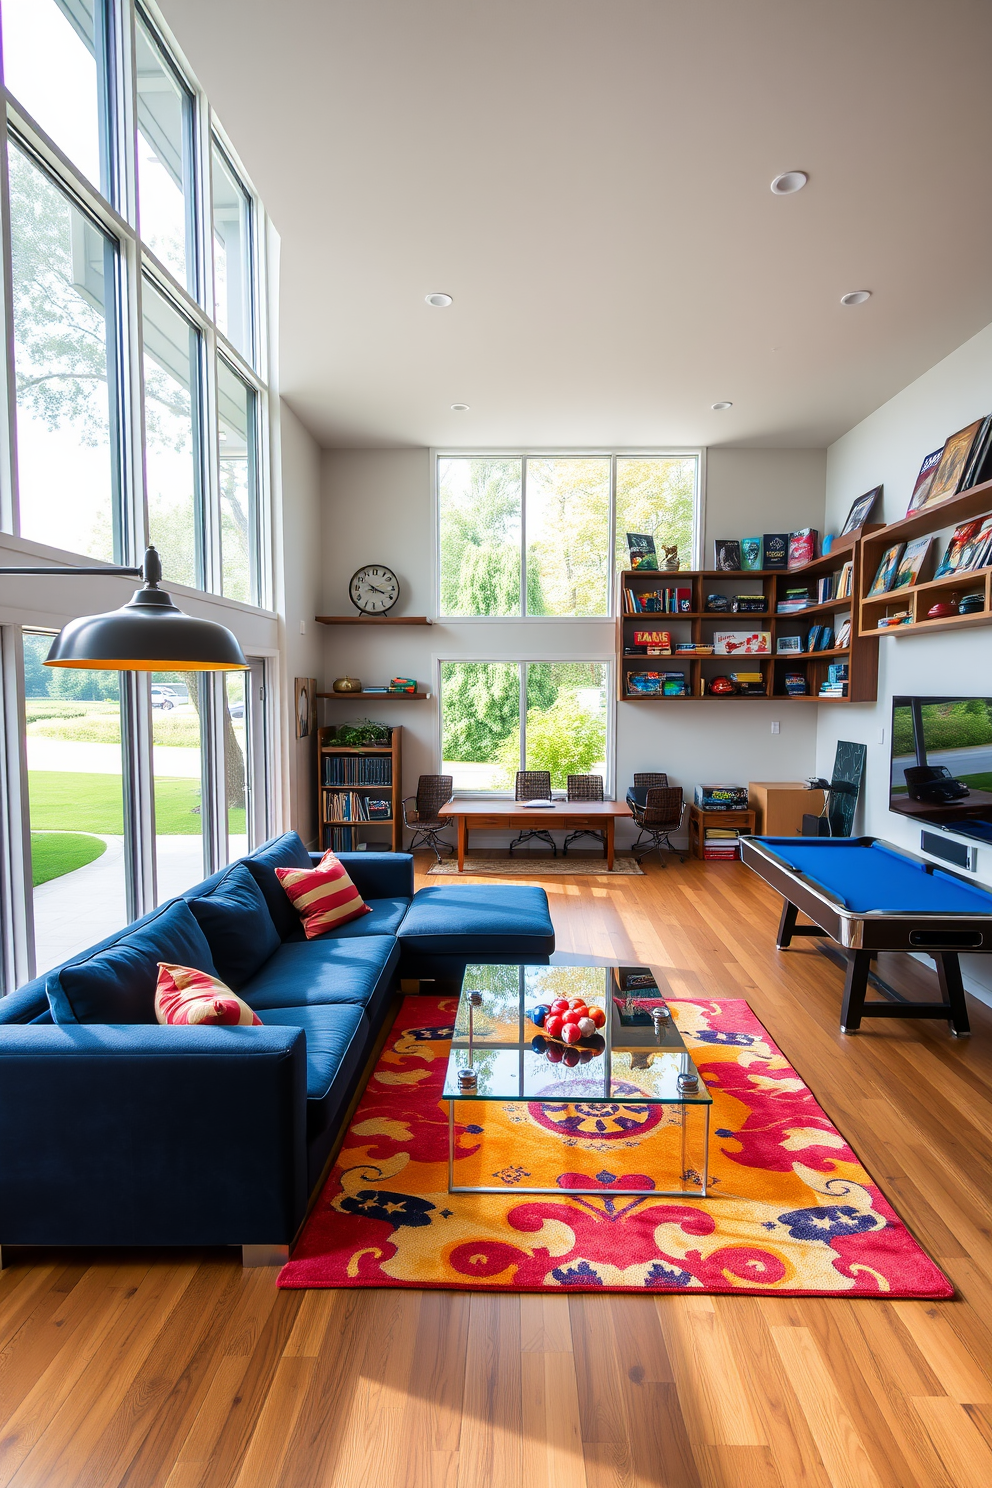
[155,963,262,1026]
[275,850,372,939]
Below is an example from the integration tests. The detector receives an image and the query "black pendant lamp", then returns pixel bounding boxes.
[2,547,248,672]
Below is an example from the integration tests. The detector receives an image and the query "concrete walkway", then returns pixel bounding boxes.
[33,832,248,975]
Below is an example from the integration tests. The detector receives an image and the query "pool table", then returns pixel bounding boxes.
[739,835,992,1036]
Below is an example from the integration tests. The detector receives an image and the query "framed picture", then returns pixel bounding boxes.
[891,535,932,589]
[924,420,985,507]
[776,635,803,654]
[295,677,316,739]
[839,485,881,536]
[868,544,903,596]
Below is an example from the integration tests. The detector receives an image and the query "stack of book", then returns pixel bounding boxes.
[623,586,692,613]
[819,663,849,698]
[323,790,392,822]
[729,671,766,697]
[731,594,767,612]
[784,672,808,696]
[704,828,740,860]
[626,671,688,696]
[776,586,812,613]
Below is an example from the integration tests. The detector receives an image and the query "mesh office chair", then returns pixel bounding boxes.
[401,775,454,861]
[625,771,669,813]
[509,770,557,856]
[630,786,686,866]
[563,773,606,856]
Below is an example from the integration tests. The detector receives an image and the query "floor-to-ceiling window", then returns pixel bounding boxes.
[0,1,275,984]
[22,631,128,974]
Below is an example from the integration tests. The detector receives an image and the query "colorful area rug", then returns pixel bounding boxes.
[279,995,951,1297]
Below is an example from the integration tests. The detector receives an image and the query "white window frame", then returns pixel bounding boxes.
[431,448,704,621]
[0,0,279,985]
[435,654,616,799]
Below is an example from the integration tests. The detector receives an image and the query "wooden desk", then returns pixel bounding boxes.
[438,799,633,871]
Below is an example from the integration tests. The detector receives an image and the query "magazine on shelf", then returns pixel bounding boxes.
[906,448,943,514]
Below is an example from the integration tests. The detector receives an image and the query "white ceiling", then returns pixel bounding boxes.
[161,0,992,450]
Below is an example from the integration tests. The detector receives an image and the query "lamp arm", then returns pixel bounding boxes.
[0,546,160,583]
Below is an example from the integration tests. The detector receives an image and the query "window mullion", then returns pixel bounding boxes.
[0,627,34,988]
[520,455,527,618]
[519,663,527,775]
[608,453,618,617]
[0,121,20,537]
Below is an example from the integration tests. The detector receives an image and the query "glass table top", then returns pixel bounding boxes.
[441,962,711,1105]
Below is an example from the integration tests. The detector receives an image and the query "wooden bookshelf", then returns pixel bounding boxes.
[858,478,992,638]
[617,557,878,703]
[316,725,402,852]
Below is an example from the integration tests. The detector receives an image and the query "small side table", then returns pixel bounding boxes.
[688,804,756,860]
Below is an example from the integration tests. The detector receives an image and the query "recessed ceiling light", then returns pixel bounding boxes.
[840,290,871,306]
[426,292,452,307]
[711,401,733,411]
[770,171,808,195]
[451,403,470,412]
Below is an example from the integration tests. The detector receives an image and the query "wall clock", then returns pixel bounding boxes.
[349,564,400,615]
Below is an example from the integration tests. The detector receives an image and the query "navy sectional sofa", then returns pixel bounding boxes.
[0,832,554,1262]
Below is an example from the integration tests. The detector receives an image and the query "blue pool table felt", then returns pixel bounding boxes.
[756,839,992,916]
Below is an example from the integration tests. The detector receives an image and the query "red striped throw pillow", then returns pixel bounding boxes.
[275,851,372,939]
[155,963,262,1026]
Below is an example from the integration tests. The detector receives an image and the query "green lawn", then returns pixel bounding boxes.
[27,771,243,835]
[31,832,106,887]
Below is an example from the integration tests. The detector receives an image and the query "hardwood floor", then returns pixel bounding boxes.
[3,853,992,1487]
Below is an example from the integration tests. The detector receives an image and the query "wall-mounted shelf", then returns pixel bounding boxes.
[858,478,992,639]
[317,691,432,700]
[315,615,433,625]
[617,564,877,703]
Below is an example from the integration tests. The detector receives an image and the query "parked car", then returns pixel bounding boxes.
[151,686,176,711]
[229,702,245,719]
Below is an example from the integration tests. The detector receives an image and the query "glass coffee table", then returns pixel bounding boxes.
[441,962,712,1197]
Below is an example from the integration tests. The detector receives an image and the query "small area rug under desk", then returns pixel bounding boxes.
[427,857,643,876]
[278,994,950,1297]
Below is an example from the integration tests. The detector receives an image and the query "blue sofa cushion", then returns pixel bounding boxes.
[243,831,313,940]
[46,900,219,1025]
[258,1003,368,1137]
[187,863,281,990]
[396,885,554,956]
[242,936,398,1013]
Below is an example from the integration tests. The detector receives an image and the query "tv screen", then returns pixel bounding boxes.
[890,696,992,843]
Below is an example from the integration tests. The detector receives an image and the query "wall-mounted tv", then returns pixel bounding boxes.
[890,696,992,844]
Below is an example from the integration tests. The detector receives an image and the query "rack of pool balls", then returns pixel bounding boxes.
[529,997,607,1066]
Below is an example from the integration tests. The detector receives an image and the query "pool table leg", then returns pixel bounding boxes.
[840,950,872,1033]
[936,954,971,1037]
[776,900,825,950]
[777,901,798,948]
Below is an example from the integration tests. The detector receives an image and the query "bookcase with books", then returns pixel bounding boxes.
[617,549,878,704]
[317,724,402,852]
[858,477,992,639]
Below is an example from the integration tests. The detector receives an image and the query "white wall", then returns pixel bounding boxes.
[319,446,826,847]
[275,400,325,844]
[817,318,992,1001]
